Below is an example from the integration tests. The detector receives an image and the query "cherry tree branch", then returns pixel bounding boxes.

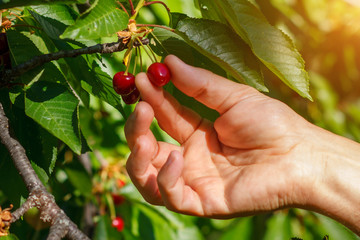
[0,37,149,87]
[0,102,90,240]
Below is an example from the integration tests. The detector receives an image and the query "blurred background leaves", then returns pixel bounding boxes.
[1,0,360,239]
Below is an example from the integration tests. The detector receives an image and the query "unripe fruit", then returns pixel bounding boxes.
[24,207,51,230]
[112,216,125,232]
[146,62,171,87]
[112,71,136,95]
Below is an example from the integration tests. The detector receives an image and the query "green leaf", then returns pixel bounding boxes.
[197,0,227,24]
[81,61,126,117]
[25,81,83,154]
[28,5,126,116]
[29,6,91,108]
[169,12,188,29]
[122,184,203,240]
[7,29,89,155]
[134,203,204,240]
[39,128,58,175]
[64,163,92,198]
[151,27,225,76]
[0,234,20,240]
[150,27,221,121]
[29,5,78,39]
[263,212,292,240]
[315,213,360,240]
[0,0,86,9]
[61,0,129,40]
[213,0,312,100]
[31,161,49,185]
[6,30,50,77]
[219,218,253,240]
[175,18,268,92]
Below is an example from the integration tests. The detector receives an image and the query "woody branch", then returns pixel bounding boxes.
[0,37,149,87]
[0,102,90,240]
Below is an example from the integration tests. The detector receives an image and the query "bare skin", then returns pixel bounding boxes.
[125,55,360,235]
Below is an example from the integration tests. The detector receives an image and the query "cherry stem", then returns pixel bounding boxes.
[149,31,170,55]
[136,37,156,63]
[125,47,133,75]
[116,1,129,17]
[133,48,138,74]
[128,0,136,16]
[143,1,171,26]
[144,1,170,13]
[147,44,158,63]
[138,47,143,72]
[105,193,116,219]
[136,24,174,32]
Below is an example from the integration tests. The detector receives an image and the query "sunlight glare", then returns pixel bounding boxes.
[344,0,360,6]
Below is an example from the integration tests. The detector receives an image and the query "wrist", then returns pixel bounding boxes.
[296,124,360,235]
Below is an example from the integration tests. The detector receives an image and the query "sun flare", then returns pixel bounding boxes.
[344,0,360,6]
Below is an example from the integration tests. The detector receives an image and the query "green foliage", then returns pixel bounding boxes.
[25,81,85,154]
[174,17,267,92]
[211,0,312,100]
[61,0,129,40]
[149,27,221,121]
[0,234,19,240]
[0,0,86,10]
[1,0,360,239]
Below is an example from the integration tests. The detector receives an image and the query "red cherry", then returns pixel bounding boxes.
[112,193,125,206]
[112,71,136,95]
[116,179,126,188]
[112,216,125,232]
[121,88,140,105]
[146,62,171,87]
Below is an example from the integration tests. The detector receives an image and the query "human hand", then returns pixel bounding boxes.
[125,55,316,217]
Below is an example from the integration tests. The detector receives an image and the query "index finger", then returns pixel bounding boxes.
[164,55,259,114]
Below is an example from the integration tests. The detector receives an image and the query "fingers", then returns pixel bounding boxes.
[125,102,163,204]
[135,72,203,144]
[164,55,259,114]
[157,151,204,215]
[126,135,162,205]
[124,101,157,150]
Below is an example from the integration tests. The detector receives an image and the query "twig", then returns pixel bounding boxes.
[0,102,90,240]
[136,24,174,32]
[144,1,170,12]
[0,38,149,87]
[128,0,135,16]
[116,1,129,16]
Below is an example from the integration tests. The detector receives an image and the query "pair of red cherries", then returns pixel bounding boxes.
[112,62,171,104]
